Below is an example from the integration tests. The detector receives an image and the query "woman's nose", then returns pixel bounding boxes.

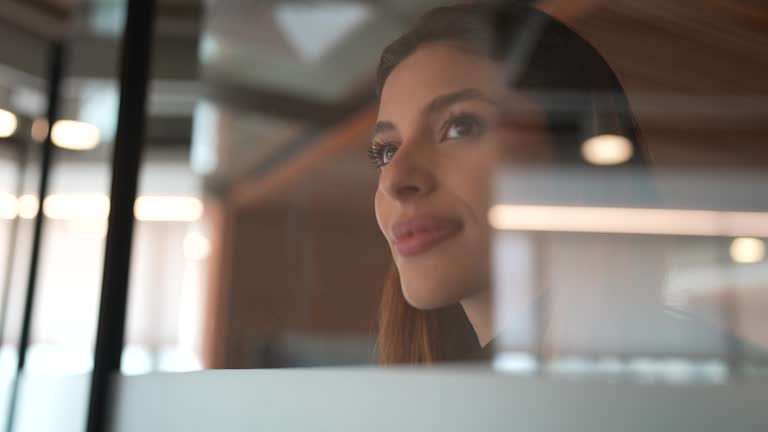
[378,144,437,202]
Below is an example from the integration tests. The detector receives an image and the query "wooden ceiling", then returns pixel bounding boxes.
[232,0,768,215]
[564,0,768,166]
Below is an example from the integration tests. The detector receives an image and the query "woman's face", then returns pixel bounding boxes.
[373,43,551,309]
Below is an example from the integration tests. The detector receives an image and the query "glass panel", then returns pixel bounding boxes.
[0,1,128,429]
[0,15,50,428]
[183,0,768,373]
[109,369,768,431]
[491,169,768,382]
[121,2,208,373]
[486,0,768,382]
[13,373,90,432]
[92,0,768,428]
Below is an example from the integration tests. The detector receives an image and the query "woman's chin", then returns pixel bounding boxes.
[401,280,460,310]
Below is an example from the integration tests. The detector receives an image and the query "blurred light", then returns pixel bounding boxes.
[0,109,18,138]
[97,219,109,238]
[78,82,119,143]
[51,120,100,150]
[184,232,211,261]
[26,345,92,375]
[18,194,39,219]
[134,197,203,222]
[701,361,728,382]
[31,118,50,143]
[5,194,205,222]
[581,134,633,166]
[89,1,126,36]
[0,193,18,219]
[121,345,153,376]
[157,349,203,373]
[493,351,537,375]
[593,357,626,375]
[658,359,695,383]
[191,101,218,175]
[730,237,765,264]
[273,2,371,62]
[489,205,768,237]
[547,356,591,375]
[43,194,110,220]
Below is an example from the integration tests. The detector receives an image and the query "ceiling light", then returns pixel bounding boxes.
[0,109,18,138]
[134,197,203,222]
[581,134,633,166]
[51,120,100,150]
[18,195,39,219]
[0,193,18,219]
[43,194,110,220]
[489,205,768,238]
[730,237,765,264]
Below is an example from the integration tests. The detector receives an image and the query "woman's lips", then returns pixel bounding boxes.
[391,216,463,257]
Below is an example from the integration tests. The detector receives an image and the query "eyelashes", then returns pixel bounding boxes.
[368,112,488,169]
[368,141,398,169]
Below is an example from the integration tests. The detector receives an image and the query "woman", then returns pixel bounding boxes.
[372,2,643,364]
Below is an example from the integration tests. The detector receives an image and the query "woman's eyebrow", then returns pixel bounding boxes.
[423,88,498,115]
[370,120,396,140]
[370,89,495,139]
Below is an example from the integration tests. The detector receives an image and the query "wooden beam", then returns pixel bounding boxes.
[231,104,378,208]
[537,0,606,22]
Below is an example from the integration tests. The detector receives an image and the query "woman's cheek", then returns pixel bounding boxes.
[373,190,390,240]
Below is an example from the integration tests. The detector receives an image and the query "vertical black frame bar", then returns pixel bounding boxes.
[86,1,156,431]
[15,43,64,371]
[4,41,64,432]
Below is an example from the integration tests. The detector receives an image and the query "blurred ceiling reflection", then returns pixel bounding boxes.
[0,0,766,207]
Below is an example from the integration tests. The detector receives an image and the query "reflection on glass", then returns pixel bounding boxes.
[0,109,17,138]
[50,120,101,151]
[192,0,768,378]
[123,153,210,374]
[492,169,768,382]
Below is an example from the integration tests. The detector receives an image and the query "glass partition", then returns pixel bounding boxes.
[0,0,766,429]
[179,0,768,371]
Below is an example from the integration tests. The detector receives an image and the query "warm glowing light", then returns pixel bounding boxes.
[18,195,39,219]
[0,193,18,219]
[0,109,18,138]
[489,205,768,238]
[184,232,211,261]
[134,197,203,222]
[3,194,205,222]
[31,118,50,143]
[43,194,110,220]
[51,120,100,150]
[581,134,633,166]
[730,237,765,264]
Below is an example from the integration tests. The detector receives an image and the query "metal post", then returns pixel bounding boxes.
[86,1,156,431]
[4,41,64,432]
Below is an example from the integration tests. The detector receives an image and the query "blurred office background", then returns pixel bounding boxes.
[0,0,766,429]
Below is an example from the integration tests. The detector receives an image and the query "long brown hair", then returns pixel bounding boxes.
[377,266,479,364]
[375,2,642,364]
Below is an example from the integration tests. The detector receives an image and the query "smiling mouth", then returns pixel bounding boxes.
[391,216,463,257]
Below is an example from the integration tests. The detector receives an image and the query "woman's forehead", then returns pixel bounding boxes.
[378,44,501,123]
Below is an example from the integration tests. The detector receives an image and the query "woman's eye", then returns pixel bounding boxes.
[368,142,398,168]
[382,146,397,164]
[443,115,485,140]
